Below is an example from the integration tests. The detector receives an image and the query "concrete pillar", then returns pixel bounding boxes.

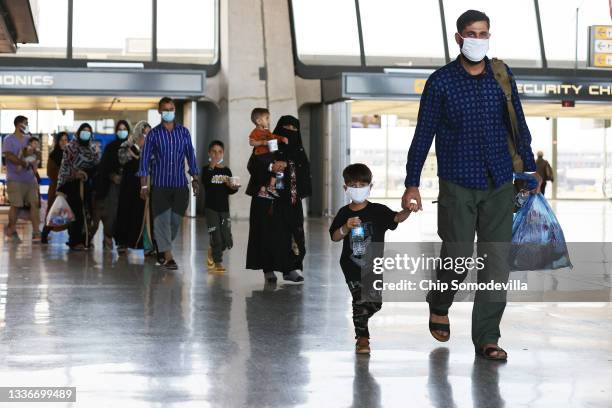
[183,100,197,217]
[326,102,352,216]
[218,0,298,219]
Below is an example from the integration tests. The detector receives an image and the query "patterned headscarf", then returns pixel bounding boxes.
[129,120,151,146]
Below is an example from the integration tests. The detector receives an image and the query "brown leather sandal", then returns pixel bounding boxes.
[476,345,508,361]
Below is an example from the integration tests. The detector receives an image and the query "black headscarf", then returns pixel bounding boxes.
[49,132,67,167]
[272,115,312,199]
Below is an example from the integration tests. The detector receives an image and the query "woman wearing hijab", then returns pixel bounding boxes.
[41,131,69,244]
[114,121,151,252]
[57,123,101,250]
[96,120,130,251]
[246,115,312,283]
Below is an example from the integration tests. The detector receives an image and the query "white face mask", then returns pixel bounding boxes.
[208,156,223,164]
[346,186,370,204]
[21,125,30,134]
[460,36,489,62]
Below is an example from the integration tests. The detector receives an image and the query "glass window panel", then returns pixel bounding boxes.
[526,116,553,199]
[157,0,218,65]
[291,0,361,66]
[72,0,152,61]
[443,0,542,67]
[2,0,68,58]
[539,0,609,68]
[359,0,446,66]
[557,118,606,199]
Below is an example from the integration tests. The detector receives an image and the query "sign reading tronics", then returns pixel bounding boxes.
[589,25,612,68]
[330,72,611,102]
[0,68,206,97]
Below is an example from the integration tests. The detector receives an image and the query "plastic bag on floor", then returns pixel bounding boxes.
[510,192,572,271]
[45,195,75,231]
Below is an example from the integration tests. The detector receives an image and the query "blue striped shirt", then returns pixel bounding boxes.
[137,123,199,188]
[405,57,536,190]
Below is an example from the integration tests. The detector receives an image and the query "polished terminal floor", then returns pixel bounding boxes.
[0,200,611,407]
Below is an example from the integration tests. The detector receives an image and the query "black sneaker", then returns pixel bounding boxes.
[164,259,178,270]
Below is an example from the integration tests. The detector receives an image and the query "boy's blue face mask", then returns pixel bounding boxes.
[161,111,175,122]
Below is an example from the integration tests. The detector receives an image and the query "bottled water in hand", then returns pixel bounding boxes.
[275,172,284,190]
[351,225,366,256]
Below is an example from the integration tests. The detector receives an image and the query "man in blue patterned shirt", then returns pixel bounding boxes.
[139,97,200,270]
[401,10,541,361]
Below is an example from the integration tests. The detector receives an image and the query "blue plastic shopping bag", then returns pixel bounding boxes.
[510,175,572,271]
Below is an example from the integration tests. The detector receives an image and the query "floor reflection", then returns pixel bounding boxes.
[0,214,610,407]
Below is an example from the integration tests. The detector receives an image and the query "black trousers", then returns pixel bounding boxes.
[61,180,93,248]
[205,208,233,263]
[348,280,382,338]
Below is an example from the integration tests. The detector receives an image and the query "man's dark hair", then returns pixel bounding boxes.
[251,108,269,125]
[14,115,28,127]
[208,140,224,151]
[158,96,175,110]
[456,10,490,33]
[343,163,372,185]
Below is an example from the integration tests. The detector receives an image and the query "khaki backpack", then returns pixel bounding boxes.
[490,58,524,173]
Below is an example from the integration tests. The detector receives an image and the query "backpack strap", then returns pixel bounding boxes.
[491,57,524,172]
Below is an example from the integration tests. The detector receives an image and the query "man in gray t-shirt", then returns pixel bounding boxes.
[2,115,41,242]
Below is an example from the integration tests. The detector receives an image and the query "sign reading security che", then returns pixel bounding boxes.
[589,25,612,68]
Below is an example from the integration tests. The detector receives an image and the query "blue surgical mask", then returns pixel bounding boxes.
[79,131,92,141]
[161,111,175,122]
[117,130,128,139]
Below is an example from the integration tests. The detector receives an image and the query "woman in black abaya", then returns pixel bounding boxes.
[246,115,312,283]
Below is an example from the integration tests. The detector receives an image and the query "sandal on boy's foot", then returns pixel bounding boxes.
[283,270,304,283]
[207,247,215,268]
[476,345,508,361]
[429,314,450,342]
[32,233,42,243]
[264,271,277,284]
[355,337,371,354]
[214,263,226,272]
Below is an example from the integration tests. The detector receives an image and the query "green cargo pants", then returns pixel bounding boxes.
[427,177,514,349]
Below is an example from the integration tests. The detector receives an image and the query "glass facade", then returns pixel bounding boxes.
[8,0,68,58]
[72,0,152,61]
[290,0,611,68]
[443,0,542,67]
[157,0,217,64]
[359,0,446,66]
[291,0,361,65]
[539,0,610,68]
[557,118,611,199]
[1,0,219,66]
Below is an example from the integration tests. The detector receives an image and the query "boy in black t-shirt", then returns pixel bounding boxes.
[330,163,411,354]
[203,140,240,272]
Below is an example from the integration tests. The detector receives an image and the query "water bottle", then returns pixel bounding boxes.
[275,172,285,190]
[351,224,366,256]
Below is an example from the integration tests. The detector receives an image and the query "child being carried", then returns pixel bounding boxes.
[248,108,288,199]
